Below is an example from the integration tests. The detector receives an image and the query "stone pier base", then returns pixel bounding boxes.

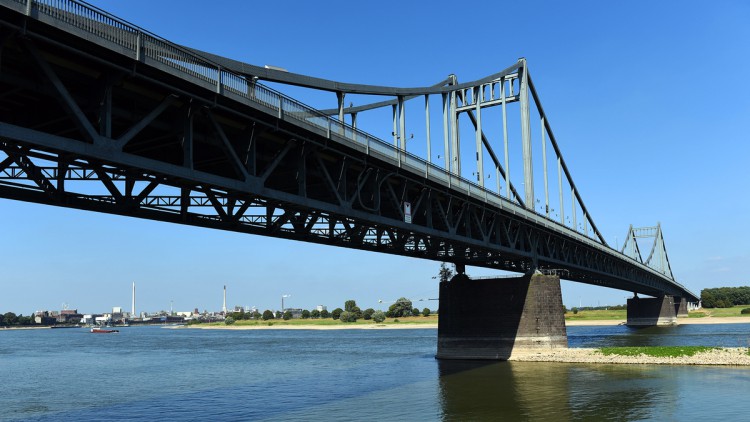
[675,297,688,317]
[436,272,567,360]
[626,295,677,326]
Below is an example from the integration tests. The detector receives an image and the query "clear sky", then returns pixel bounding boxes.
[2,1,749,315]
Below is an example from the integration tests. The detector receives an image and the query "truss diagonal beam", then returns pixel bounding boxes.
[23,40,99,143]
[115,95,178,149]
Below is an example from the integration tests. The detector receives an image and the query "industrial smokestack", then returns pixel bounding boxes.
[223,285,227,314]
[132,282,136,318]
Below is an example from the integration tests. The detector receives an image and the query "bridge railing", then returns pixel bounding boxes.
[7,0,694,293]
[15,1,515,204]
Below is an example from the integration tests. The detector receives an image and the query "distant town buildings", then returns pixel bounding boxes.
[284,308,304,318]
[58,309,83,324]
[33,311,56,325]
[21,282,331,326]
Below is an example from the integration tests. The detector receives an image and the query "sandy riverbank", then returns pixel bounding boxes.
[509,347,750,365]
[566,316,750,326]
[0,326,52,330]
[179,323,440,330]
[672,316,750,324]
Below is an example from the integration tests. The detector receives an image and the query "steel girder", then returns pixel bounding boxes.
[0,1,699,302]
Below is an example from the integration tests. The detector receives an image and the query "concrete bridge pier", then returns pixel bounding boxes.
[436,272,568,360]
[626,295,678,326]
[675,297,689,317]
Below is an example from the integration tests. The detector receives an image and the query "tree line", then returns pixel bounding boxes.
[0,312,34,326]
[701,286,750,308]
[220,298,434,325]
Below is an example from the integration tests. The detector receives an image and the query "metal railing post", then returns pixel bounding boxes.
[336,91,345,136]
[135,31,142,62]
[216,66,223,95]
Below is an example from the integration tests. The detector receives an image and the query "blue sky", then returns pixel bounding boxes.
[2,1,749,315]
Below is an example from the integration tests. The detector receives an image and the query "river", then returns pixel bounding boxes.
[1,323,749,421]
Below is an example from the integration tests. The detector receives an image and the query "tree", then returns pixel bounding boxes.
[422,308,430,317]
[388,298,412,318]
[344,300,357,312]
[363,308,375,320]
[224,316,235,325]
[411,307,420,317]
[301,310,311,319]
[701,286,750,308]
[262,310,274,320]
[3,312,18,326]
[438,262,454,283]
[275,311,282,319]
[331,308,343,320]
[311,309,321,319]
[372,310,386,323]
[251,311,261,319]
[320,309,330,319]
[283,311,292,320]
[340,311,357,322]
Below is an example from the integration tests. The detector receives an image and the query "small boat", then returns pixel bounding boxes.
[90,328,119,334]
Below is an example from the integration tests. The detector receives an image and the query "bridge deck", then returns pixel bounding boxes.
[0,0,698,302]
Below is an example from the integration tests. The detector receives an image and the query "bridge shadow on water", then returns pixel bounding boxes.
[437,359,662,421]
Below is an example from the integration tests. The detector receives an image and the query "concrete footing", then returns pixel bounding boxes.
[675,297,688,317]
[626,295,677,326]
[436,272,568,360]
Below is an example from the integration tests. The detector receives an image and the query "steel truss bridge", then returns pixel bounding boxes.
[0,0,698,302]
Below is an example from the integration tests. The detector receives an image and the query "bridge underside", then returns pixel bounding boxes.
[0,3,697,302]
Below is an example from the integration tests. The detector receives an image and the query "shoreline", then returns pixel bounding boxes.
[182,316,750,330]
[509,347,750,366]
[4,316,750,332]
[178,323,439,330]
[566,316,750,326]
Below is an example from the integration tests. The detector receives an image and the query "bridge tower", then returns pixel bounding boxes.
[621,224,687,325]
[436,62,567,360]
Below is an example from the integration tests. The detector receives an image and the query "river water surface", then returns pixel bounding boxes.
[1,324,749,421]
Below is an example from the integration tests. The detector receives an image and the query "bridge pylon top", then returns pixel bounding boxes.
[621,223,674,280]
